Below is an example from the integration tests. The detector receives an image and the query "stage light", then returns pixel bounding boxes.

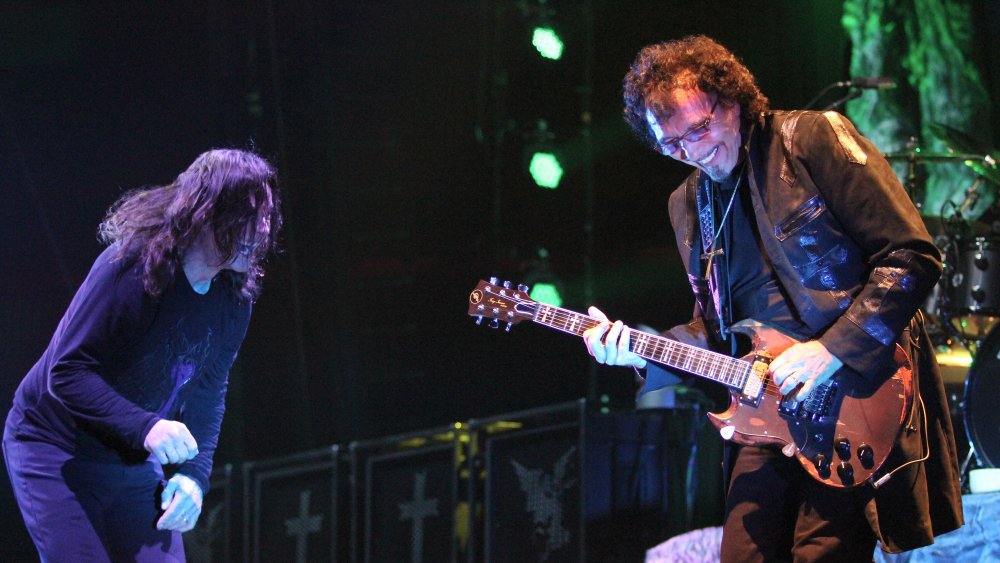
[524,247,564,307]
[529,282,563,307]
[531,26,563,60]
[528,151,563,189]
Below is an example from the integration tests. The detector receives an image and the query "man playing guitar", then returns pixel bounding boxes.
[582,36,963,560]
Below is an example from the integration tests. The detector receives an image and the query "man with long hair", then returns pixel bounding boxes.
[4,148,282,561]
[582,36,963,559]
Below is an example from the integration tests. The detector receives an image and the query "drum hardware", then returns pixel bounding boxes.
[956,177,984,217]
[904,125,1000,484]
[958,324,1000,481]
[965,156,1000,187]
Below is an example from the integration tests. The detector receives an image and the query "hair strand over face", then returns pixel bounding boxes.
[98,148,283,300]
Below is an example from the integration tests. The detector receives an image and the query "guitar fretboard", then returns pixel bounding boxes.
[533,303,751,389]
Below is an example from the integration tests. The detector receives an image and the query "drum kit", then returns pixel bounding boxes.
[885,123,1000,476]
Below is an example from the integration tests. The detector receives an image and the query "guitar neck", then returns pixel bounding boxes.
[532,303,750,390]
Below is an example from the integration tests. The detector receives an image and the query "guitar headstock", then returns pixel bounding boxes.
[468,278,537,331]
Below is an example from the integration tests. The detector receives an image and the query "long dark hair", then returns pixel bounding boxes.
[98,149,282,299]
[623,35,770,150]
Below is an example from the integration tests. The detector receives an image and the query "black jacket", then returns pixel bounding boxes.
[654,110,963,553]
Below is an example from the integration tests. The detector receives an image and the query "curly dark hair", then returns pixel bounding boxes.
[98,149,283,300]
[622,35,770,150]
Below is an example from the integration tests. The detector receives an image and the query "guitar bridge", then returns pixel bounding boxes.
[779,382,838,421]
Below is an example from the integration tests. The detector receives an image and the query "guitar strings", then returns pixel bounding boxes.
[536,304,818,398]
[536,305,751,386]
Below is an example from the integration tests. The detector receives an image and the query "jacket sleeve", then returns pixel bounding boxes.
[796,112,941,376]
[47,251,161,450]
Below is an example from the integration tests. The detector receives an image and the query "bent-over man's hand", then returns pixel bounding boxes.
[770,340,843,398]
[144,420,198,465]
[583,306,647,369]
[157,473,203,533]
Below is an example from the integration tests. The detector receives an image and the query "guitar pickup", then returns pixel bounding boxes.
[738,355,771,407]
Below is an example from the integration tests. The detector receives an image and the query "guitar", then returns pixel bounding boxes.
[468,279,914,488]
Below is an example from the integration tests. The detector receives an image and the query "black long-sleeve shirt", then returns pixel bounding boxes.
[5,245,251,494]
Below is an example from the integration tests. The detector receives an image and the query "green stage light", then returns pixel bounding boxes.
[530,282,563,307]
[529,151,563,188]
[532,27,563,60]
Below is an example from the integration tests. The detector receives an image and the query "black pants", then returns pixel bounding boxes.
[721,445,877,563]
[3,437,185,562]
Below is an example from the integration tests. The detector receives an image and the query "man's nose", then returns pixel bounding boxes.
[677,139,691,161]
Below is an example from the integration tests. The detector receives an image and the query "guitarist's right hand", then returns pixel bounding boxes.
[583,307,648,369]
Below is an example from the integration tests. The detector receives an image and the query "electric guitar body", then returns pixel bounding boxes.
[711,319,913,487]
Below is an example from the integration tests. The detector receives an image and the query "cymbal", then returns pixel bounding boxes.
[884,150,984,162]
[929,122,995,156]
[934,344,970,385]
[967,157,1000,186]
[884,149,1000,186]
[920,215,993,236]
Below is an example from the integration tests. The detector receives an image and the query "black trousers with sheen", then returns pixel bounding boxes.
[720,444,878,563]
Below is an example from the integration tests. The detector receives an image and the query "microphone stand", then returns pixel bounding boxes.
[803,82,839,110]
[823,88,862,111]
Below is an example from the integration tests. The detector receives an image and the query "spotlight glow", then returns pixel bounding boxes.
[532,27,564,60]
[528,152,563,188]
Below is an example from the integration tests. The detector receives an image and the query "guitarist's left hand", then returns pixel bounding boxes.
[770,341,843,398]
[583,307,648,370]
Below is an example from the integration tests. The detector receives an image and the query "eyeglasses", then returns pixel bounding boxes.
[657,96,720,155]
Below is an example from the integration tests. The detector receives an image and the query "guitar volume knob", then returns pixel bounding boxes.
[813,454,830,478]
[837,462,855,486]
[857,444,875,469]
[835,437,851,460]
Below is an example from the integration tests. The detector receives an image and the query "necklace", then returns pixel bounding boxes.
[703,162,745,278]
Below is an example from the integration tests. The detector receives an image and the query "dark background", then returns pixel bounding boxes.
[2,1,997,559]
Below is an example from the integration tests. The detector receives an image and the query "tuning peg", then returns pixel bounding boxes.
[489,276,498,285]
[489,318,500,329]
[502,280,511,289]
[505,322,513,332]
[517,284,529,293]
[475,316,483,325]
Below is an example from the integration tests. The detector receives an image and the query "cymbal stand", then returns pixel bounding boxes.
[902,136,922,210]
[936,237,979,355]
[960,444,982,490]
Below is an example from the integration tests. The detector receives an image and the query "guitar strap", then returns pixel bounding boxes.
[696,175,730,340]
[698,160,750,342]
